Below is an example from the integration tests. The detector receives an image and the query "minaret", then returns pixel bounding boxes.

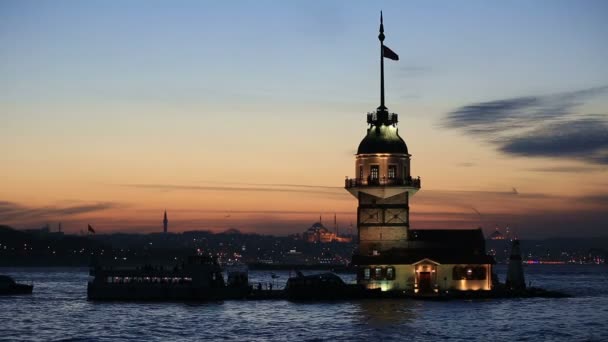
[163,210,168,234]
[334,213,338,237]
[345,13,420,256]
[334,213,337,232]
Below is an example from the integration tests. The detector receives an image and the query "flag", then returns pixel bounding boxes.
[383,45,399,60]
[87,224,96,234]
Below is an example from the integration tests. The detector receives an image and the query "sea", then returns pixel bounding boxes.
[0,265,607,342]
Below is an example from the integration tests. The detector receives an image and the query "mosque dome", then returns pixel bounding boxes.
[309,222,328,233]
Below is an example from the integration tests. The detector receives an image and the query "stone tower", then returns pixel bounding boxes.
[344,12,420,256]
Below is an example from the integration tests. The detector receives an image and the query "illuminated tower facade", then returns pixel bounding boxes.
[345,13,420,257]
[345,14,494,294]
[345,15,420,286]
[345,113,420,255]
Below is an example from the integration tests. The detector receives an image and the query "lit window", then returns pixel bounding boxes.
[375,267,383,279]
[364,268,371,280]
[452,266,486,280]
[386,267,395,280]
[370,165,379,180]
[388,165,396,179]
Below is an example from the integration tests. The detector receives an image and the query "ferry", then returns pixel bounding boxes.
[87,255,251,301]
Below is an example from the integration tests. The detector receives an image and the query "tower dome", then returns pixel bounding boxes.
[357,123,408,155]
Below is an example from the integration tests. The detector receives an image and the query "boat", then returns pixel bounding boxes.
[87,255,251,301]
[225,263,249,288]
[285,271,379,300]
[0,275,33,295]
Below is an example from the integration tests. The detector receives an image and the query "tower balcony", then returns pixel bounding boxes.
[345,176,421,189]
[345,176,421,199]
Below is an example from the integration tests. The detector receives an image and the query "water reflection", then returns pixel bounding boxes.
[356,299,416,328]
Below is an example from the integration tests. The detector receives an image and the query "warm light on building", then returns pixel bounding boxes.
[347,14,495,295]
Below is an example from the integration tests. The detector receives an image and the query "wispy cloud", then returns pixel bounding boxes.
[499,117,608,157]
[4,188,605,238]
[120,182,348,198]
[134,208,354,216]
[227,182,341,190]
[525,165,606,173]
[579,194,608,205]
[443,86,608,164]
[0,201,121,222]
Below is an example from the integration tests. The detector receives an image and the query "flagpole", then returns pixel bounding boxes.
[379,11,385,111]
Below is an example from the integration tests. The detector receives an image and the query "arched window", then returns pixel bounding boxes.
[388,165,396,179]
[370,165,379,181]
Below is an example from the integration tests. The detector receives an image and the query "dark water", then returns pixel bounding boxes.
[1,265,607,341]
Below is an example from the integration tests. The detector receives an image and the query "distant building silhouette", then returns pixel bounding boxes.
[23,223,63,237]
[302,219,352,243]
[489,227,505,240]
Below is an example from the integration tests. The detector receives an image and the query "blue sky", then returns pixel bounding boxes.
[2,0,607,108]
[1,1,607,237]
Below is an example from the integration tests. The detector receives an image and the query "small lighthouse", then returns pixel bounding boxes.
[506,239,526,290]
[163,210,168,234]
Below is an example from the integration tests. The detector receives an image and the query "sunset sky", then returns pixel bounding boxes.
[1,1,607,238]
